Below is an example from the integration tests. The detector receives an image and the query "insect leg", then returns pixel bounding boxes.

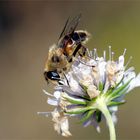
[72,43,82,57]
[66,43,82,63]
[67,43,87,63]
[78,45,87,57]
[63,72,70,87]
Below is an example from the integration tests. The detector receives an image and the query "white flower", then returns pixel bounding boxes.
[39,47,140,137]
[127,73,140,92]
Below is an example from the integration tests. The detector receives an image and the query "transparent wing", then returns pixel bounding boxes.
[59,17,70,39]
[59,14,82,39]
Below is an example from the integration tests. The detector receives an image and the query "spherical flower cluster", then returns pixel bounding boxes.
[38,46,140,139]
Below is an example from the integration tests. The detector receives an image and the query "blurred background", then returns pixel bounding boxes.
[0,1,140,140]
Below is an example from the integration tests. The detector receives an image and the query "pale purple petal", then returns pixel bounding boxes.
[127,73,140,92]
[47,98,58,106]
[118,55,124,70]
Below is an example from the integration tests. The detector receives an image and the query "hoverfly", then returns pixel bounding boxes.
[44,14,90,84]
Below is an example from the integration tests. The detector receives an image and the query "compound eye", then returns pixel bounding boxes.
[79,32,86,38]
[72,32,79,41]
[79,32,86,41]
[44,71,60,81]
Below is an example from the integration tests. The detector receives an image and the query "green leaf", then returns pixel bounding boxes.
[108,79,132,100]
[107,100,126,106]
[111,86,129,100]
[80,110,95,123]
[105,76,125,96]
[87,97,97,106]
[65,106,92,114]
[105,87,114,96]
[63,95,87,105]
[99,82,104,91]
[96,110,102,123]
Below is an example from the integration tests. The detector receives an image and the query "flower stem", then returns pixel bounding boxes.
[96,97,116,140]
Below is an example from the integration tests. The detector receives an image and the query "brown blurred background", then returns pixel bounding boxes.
[0,1,140,140]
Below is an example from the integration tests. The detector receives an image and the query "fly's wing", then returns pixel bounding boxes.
[59,17,70,40]
[58,14,82,40]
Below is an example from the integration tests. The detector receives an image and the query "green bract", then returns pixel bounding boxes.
[38,47,140,139]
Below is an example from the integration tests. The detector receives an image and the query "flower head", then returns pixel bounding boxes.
[38,46,140,138]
